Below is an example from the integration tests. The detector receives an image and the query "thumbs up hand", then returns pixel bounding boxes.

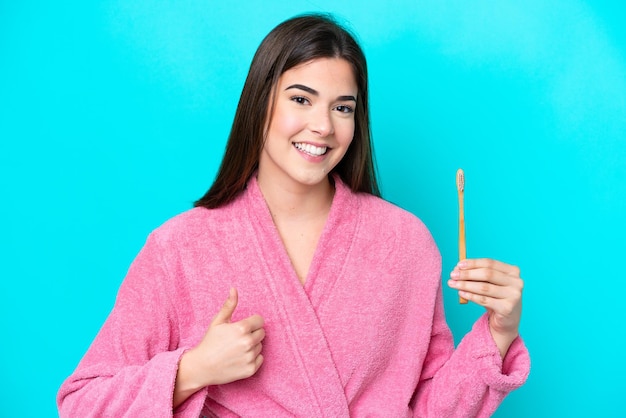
[174,288,265,407]
[201,287,266,384]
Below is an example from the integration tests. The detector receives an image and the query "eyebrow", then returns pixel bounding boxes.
[285,84,356,102]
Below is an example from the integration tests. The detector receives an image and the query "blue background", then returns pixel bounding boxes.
[2,1,625,416]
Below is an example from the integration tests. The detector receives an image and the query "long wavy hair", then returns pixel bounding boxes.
[195,13,379,209]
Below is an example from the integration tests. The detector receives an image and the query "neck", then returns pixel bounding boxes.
[257,174,335,222]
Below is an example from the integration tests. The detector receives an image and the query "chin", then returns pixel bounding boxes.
[295,170,331,187]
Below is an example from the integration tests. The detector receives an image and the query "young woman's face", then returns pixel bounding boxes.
[259,57,357,191]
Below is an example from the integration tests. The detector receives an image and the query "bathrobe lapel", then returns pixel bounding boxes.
[303,178,360,310]
[243,177,357,417]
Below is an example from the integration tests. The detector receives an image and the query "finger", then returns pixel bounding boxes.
[458,289,520,319]
[251,342,263,358]
[451,267,522,287]
[457,289,495,309]
[250,327,266,345]
[448,277,515,300]
[239,330,265,354]
[456,258,521,277]
[255,353,264,370]
[237,314,265,333]
[211,288,238,326]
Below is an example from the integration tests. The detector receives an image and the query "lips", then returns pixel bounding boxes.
[293,142,329,156]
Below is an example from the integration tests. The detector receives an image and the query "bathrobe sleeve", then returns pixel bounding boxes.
[57,233,208,418]
[412,285,530,418]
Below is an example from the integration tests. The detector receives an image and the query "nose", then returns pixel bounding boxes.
[308,108,334,137]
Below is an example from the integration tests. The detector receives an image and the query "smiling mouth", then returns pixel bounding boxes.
[293,142,329,156]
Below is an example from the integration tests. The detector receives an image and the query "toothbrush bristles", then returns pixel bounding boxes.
[456,169,465,192]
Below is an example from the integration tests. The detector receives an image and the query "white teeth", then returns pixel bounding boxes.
[294,142,327,156]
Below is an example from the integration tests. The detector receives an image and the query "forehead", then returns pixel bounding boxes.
[277,58,357,94]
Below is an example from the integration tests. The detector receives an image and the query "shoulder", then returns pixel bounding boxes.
[147,204,241,248]
[357,192,440,261]
[356,193,433,240]
[351,192,442,280]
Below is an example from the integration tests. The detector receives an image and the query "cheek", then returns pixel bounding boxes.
[336,119,355,146]
[269,107,305,137]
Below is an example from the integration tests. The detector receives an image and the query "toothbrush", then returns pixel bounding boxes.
[456,168,468,304]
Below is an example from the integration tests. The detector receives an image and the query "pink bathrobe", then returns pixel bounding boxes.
[57,175,530,417]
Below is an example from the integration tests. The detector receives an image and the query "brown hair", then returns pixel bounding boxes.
[195,13,379,209]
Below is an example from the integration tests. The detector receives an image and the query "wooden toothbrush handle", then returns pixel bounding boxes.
[458,192,468,304]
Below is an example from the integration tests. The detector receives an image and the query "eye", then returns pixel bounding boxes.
[335,105,354,114]
[291,96,310,105]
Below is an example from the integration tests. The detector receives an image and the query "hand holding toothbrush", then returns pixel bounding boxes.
[448,258,524,358]
[450,169,524,358]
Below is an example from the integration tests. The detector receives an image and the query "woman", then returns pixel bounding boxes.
[58,13,529,417]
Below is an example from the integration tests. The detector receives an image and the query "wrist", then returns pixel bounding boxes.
[173,348,206,408]
[489,327,518,359]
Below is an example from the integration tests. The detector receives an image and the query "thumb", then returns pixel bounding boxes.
[211,287,238,326]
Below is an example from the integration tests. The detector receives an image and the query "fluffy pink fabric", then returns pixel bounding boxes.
[58,176,529,417]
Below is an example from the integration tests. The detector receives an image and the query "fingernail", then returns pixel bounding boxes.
[450,270,460,279]
[448,279,458,288]
[458,260,468,269]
